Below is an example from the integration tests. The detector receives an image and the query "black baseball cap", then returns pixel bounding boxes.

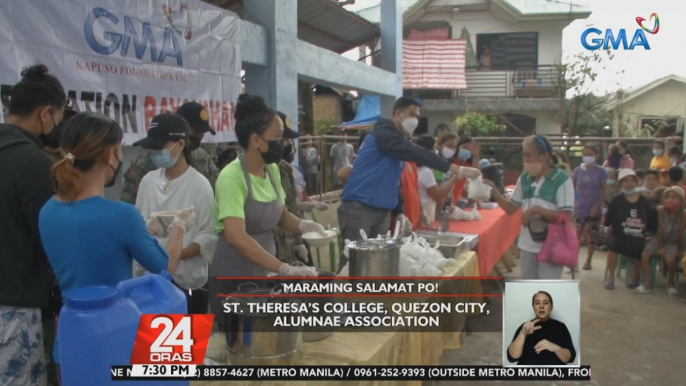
[133,113,191,149]
[177,101,215,135]
[277,111,300,139]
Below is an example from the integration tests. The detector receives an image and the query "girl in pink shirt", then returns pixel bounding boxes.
[617,140,635,170]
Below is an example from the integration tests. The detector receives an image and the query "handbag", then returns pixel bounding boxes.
[538,213,580,268]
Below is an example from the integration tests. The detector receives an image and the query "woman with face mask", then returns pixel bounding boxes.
[485,135,575,280]
[433,132,458,183]
[132,113,217,314]
[0,64,65,386]
[450,136,481,206]
[38,112,193,375]
[120,102,219,205]
[572,146,607,270]
[507,291,576,366]
[209,94,324,322]
[416,135,458,224]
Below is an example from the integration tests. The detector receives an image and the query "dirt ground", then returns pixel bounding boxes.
[440,247,686,386]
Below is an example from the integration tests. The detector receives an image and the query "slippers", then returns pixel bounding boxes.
[604,281,615,290]
[583,263,592,270]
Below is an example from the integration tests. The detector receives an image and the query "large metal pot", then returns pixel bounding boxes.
[268,264,336,342]
[347,238,402,277]
[222,283,302,365]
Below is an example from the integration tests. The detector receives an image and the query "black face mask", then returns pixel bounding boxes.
[44,124,62,149]
[189,135,202,151]
[260,139,285,165]
[106,155,123,188]
[38,113,58,148]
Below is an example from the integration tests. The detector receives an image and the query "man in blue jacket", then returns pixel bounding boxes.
[339,97,480,245]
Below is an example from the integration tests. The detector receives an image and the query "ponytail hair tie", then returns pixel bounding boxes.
[62,153,75,164]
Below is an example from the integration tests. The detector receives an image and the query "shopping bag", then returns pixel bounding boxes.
[538,213,580,268]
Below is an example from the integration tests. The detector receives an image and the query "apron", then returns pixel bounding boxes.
[209,156,283,317]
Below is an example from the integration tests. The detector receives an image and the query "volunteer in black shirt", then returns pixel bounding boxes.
[0,64,66,385]
[604,168,658,290]
[507,291,576,366]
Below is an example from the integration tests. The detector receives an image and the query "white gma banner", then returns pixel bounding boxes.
[0,0,241,143]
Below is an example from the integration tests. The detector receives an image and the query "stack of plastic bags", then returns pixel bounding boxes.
[449,204,482,221]
[337,235,458,277]
[398,234,457,276]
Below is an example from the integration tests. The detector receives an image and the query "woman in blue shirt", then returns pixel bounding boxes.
[38,112,195,368]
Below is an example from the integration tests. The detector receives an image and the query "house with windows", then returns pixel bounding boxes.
[350,0,591,136]
[605,75,686,138]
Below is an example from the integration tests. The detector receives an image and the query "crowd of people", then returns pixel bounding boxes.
[572,137,686,298]
[1,63,685,385]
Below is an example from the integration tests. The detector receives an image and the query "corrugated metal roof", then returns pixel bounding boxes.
[206,0,379,53]
[351,0,422,24]
[353,0,590,23]
[499,0,589,15]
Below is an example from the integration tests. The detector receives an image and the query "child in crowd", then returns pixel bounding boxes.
[635,169,645,187]
[573,146,607,270]
[638,169,661,206]
[635,187,686,295]
[603,169,657,290]
[595,167,618,251]
[603,145,622,169]
[668,146,686,168]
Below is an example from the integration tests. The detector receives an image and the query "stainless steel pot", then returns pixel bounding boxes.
[222,283,302,365]
[268,264,336,342]
[347,238,402,277]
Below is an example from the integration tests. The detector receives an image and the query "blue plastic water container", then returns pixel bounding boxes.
[58,271,189,385]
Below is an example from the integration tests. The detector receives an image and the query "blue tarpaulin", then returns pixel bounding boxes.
[339,95,422,129]
[339,95,380,129]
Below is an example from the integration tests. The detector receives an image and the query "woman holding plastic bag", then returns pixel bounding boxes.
[133,113,218,314]
[484,135,577,280]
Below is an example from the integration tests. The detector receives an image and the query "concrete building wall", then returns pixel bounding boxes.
[421,12,567,66]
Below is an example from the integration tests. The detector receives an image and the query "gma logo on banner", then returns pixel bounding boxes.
[581,13,659,51]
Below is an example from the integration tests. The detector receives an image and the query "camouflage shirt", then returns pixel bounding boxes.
[273,159,302,263]
[120,147,219,204]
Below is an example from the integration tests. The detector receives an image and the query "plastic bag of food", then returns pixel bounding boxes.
[451,207,473,221]
[421,263,442,276]
[472,203,482,221]
[467,177,492,202]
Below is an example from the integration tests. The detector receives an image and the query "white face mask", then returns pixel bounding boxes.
[582,156,595,165]
[441,148,456,159]
[402,117,418,135]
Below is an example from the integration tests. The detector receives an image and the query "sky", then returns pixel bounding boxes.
[344,0,686,95]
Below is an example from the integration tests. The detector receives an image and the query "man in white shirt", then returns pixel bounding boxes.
[299,134,320,196]
[330,131,355,189]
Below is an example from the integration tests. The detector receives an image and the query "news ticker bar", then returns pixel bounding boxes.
[112,365,592,381]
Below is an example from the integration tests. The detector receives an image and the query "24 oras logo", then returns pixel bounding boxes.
[581,13,659,50]
[130,314,214,365]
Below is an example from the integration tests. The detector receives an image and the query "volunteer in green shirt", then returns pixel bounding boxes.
[209,94,323,319]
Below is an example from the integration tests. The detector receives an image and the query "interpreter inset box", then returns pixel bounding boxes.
[503,280,580,367]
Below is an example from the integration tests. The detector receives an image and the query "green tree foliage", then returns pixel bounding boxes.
[558,50,618,135]
[454,112,506,137]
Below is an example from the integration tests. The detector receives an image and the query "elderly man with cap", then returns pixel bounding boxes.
[132,113,217,314]
[273,111,328,264]
[120,101,219,204]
